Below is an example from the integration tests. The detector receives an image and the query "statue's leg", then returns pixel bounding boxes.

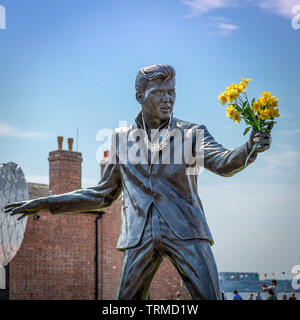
[155,208,221,300]
[164,238,222,300]
[116,247,163,300]
[115,207,163,300]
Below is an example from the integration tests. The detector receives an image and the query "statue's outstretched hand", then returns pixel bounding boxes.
[248,123,273,153]
[4,197,49,220]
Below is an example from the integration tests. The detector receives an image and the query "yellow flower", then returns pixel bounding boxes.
[218,92,227,105]
[261,91,272,97]
[242,78,252,84]
[269,96,279,107]
[268,107,280,118]
[226,104,235,118]
[226,84,236,91]
[258,109,270,120]
[259,91,272,106]
[236,82,246,93]
[226,105,241,123]
[226,89,239,102]
[251,100,262,113]
[232,111,241,123]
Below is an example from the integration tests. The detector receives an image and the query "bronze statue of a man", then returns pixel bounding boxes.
[5,65,272,300]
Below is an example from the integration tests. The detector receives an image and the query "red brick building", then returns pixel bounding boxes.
[8,137,189,300]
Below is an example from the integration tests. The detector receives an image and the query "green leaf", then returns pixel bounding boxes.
[263,120,274,125]
[251,114,261,131]
[243,126,252,136]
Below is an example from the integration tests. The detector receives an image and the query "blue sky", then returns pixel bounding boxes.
[1,0,300,276]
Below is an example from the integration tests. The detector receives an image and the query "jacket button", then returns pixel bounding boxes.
[152,191,158,198]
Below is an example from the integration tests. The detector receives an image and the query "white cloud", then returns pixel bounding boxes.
[280,129,300,135]
[259,0,300,18]
[218,22,239,30]
[0,121,14,136]
[182,0,300,20]
[260,148,300,172]
[0,120,51,139]
[181,1,241,35]
[248,146,300,179]
[182,0,240,17]
[203,21,239,36]
[218,22,239,35]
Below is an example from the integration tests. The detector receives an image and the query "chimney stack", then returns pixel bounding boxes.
[68,138,74,151]
[48,136,82,195]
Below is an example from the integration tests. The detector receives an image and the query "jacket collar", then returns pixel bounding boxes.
[134,110,177,130]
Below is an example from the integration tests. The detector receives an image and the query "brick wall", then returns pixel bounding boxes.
[98,197,123,300]
[9,211,97,299]
[48,150,82,194]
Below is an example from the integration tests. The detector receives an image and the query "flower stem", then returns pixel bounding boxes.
[245,142,258,167]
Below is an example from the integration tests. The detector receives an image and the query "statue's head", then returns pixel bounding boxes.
[135,64,176,121]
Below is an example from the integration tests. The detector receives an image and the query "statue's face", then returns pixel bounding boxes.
[141,77,176,121]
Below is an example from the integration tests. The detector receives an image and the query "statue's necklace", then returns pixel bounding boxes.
[142,112,172,152]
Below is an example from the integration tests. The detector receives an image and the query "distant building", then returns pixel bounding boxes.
[219,272,298,293]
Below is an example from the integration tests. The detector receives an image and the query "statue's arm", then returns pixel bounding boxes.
[48,160,121,214]
[48,158,122,214]
[196,125,257,177]
[4,130,122,218]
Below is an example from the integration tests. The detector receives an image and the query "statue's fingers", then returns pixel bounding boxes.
[253,137,271,145]
[254,132,271,138]
[10,208,22,216]
[10,205,29,215]
[250,128,257,140]
[256,144,270,152]
[4,201,26,212]
[4,206,20,213]
[4,202,18,209]
[17,213,29,221]
[267,122,275,131]
[11,204,36,216]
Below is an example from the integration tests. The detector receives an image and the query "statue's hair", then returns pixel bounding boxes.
[135,64,176,97]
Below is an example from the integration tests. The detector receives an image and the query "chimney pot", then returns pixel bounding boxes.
[49,137,82,194]
[57,136,63,150]
[68,138,74,151]
[100,150,110,178]
[104,150,109,158]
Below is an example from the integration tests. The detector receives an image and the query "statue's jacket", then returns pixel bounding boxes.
[49,111,256,251]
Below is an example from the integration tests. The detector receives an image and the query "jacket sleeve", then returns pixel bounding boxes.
[48,130,122,214]
[196,125,257,177]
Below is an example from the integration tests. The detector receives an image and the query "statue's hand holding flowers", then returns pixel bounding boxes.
[218,78,279,165]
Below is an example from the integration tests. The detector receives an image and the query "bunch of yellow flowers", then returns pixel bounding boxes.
[251,91,279,120]
[218,78,251,105]
[218,77,279,165]
[218,78,252,124]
